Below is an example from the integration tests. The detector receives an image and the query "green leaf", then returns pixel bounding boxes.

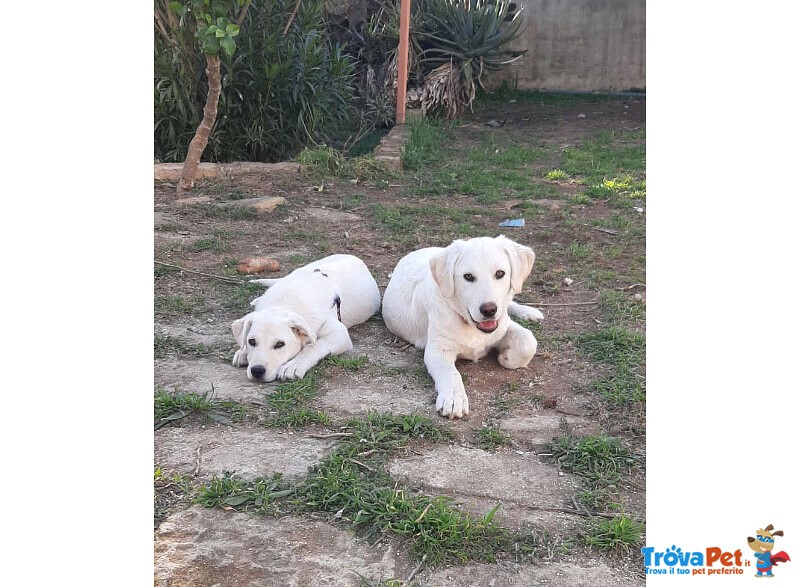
[223,494,251,506]
[225,23,240,37]
[220,36,236,57]
[215,28,225,38]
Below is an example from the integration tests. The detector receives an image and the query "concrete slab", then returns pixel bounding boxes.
[154,426,336,481]
[154,506,412,587]
[154,357,276,404]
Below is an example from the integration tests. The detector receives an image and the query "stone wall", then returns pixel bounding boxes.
[488,0,645,92]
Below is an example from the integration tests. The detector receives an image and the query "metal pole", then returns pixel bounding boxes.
[395,0,411,125]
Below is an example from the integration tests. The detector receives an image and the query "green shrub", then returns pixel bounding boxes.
[155,0,356,163]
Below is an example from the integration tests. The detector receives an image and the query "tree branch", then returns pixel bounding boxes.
[283,0,302,36]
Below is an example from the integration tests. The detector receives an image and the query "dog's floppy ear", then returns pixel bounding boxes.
[231,313,254,355]
[289,315,318,345]
[497,235,535,294]
[430,242,463,298]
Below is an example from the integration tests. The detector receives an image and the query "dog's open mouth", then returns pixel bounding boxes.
[474,319,498,333]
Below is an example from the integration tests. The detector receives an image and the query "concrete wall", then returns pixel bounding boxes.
[488,0,645,92]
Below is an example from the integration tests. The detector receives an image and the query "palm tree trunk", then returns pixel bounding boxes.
[177,54,222,195]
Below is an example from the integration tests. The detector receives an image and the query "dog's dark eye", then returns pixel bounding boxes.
[274,341,285,349]
[248,338,257,347]
[495,270,506,279]
[464,273,475,282]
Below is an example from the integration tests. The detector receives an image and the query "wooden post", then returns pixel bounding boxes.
[395,0,412,125]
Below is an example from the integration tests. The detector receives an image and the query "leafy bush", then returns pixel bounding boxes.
[340,0,524,120]
[154,0,356,163]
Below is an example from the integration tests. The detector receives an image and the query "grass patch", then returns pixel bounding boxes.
[546,434,635,488]
[196,412,548,565]
[196,472,292,513]
[155,263,181,278]
[474,425,511,452]
[582,514,644,554]
[372,203,480,243]
[195,203,260,221]
[154,294,199,317]
[299,146,398,182]
[189,236,229,253]
[545,432,640,524]
[154,388,247,428]
[559,130,645,206]
[598,290,645,327]
[154,335,214,359]
[544,169,570,181]
[265,370,331,428]
[578,327,645,366]
[221,282,265,312]
[298,145,349,177]
[578,327,645,405]
[561,131,645,182]
[402,116,449,171]
[324,355,369,372]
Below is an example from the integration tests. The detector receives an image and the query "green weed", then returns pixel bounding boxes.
[598,290,645,327]
[545,169,570,181]
[402,117,449,170]
[324,355,369,371]
[475,425,511,452]
[583,514,644,553]
[154,388,246,428]
[195,204,260,221]
[546,434,636,490]
[154,335,214,359]
[154,294,198,317]
[196,411,548,565]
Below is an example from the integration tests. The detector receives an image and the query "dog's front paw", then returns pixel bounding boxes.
[277,358,312,381]
[436,388,470,419]
[232,349,248,367]
[515,305,544,322]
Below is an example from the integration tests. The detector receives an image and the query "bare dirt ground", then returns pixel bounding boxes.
[154,94,646,586]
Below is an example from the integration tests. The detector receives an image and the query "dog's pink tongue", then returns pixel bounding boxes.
[479,320,498,330]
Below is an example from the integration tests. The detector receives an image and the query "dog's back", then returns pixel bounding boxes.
[252,254,381,328]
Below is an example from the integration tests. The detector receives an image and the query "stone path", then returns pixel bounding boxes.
[154,317,643,585]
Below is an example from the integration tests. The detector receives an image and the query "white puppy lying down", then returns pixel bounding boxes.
[231,254,381,382]
[382,236,544,418]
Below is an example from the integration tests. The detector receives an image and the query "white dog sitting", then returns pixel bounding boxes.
[382,236,544,418]
[231,254,381,382]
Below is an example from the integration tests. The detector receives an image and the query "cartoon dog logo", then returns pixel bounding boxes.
[747,524,791,578]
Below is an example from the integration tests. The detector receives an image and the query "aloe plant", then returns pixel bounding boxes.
[416,0,525,117]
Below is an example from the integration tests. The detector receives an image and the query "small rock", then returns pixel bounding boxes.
[563,277,573,286]
[252,196,287,213]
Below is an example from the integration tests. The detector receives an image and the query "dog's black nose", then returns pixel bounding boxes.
[479,302,497,318]
[250,365,266,379]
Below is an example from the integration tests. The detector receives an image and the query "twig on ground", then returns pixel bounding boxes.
[617,283,646,291]
[406,554,427,586]
[193,446,202,477]
[308,432,354,439]
[521,301,599,307]
[155,260,244,284]
[350,458,376,472]
[589,226,618,235]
